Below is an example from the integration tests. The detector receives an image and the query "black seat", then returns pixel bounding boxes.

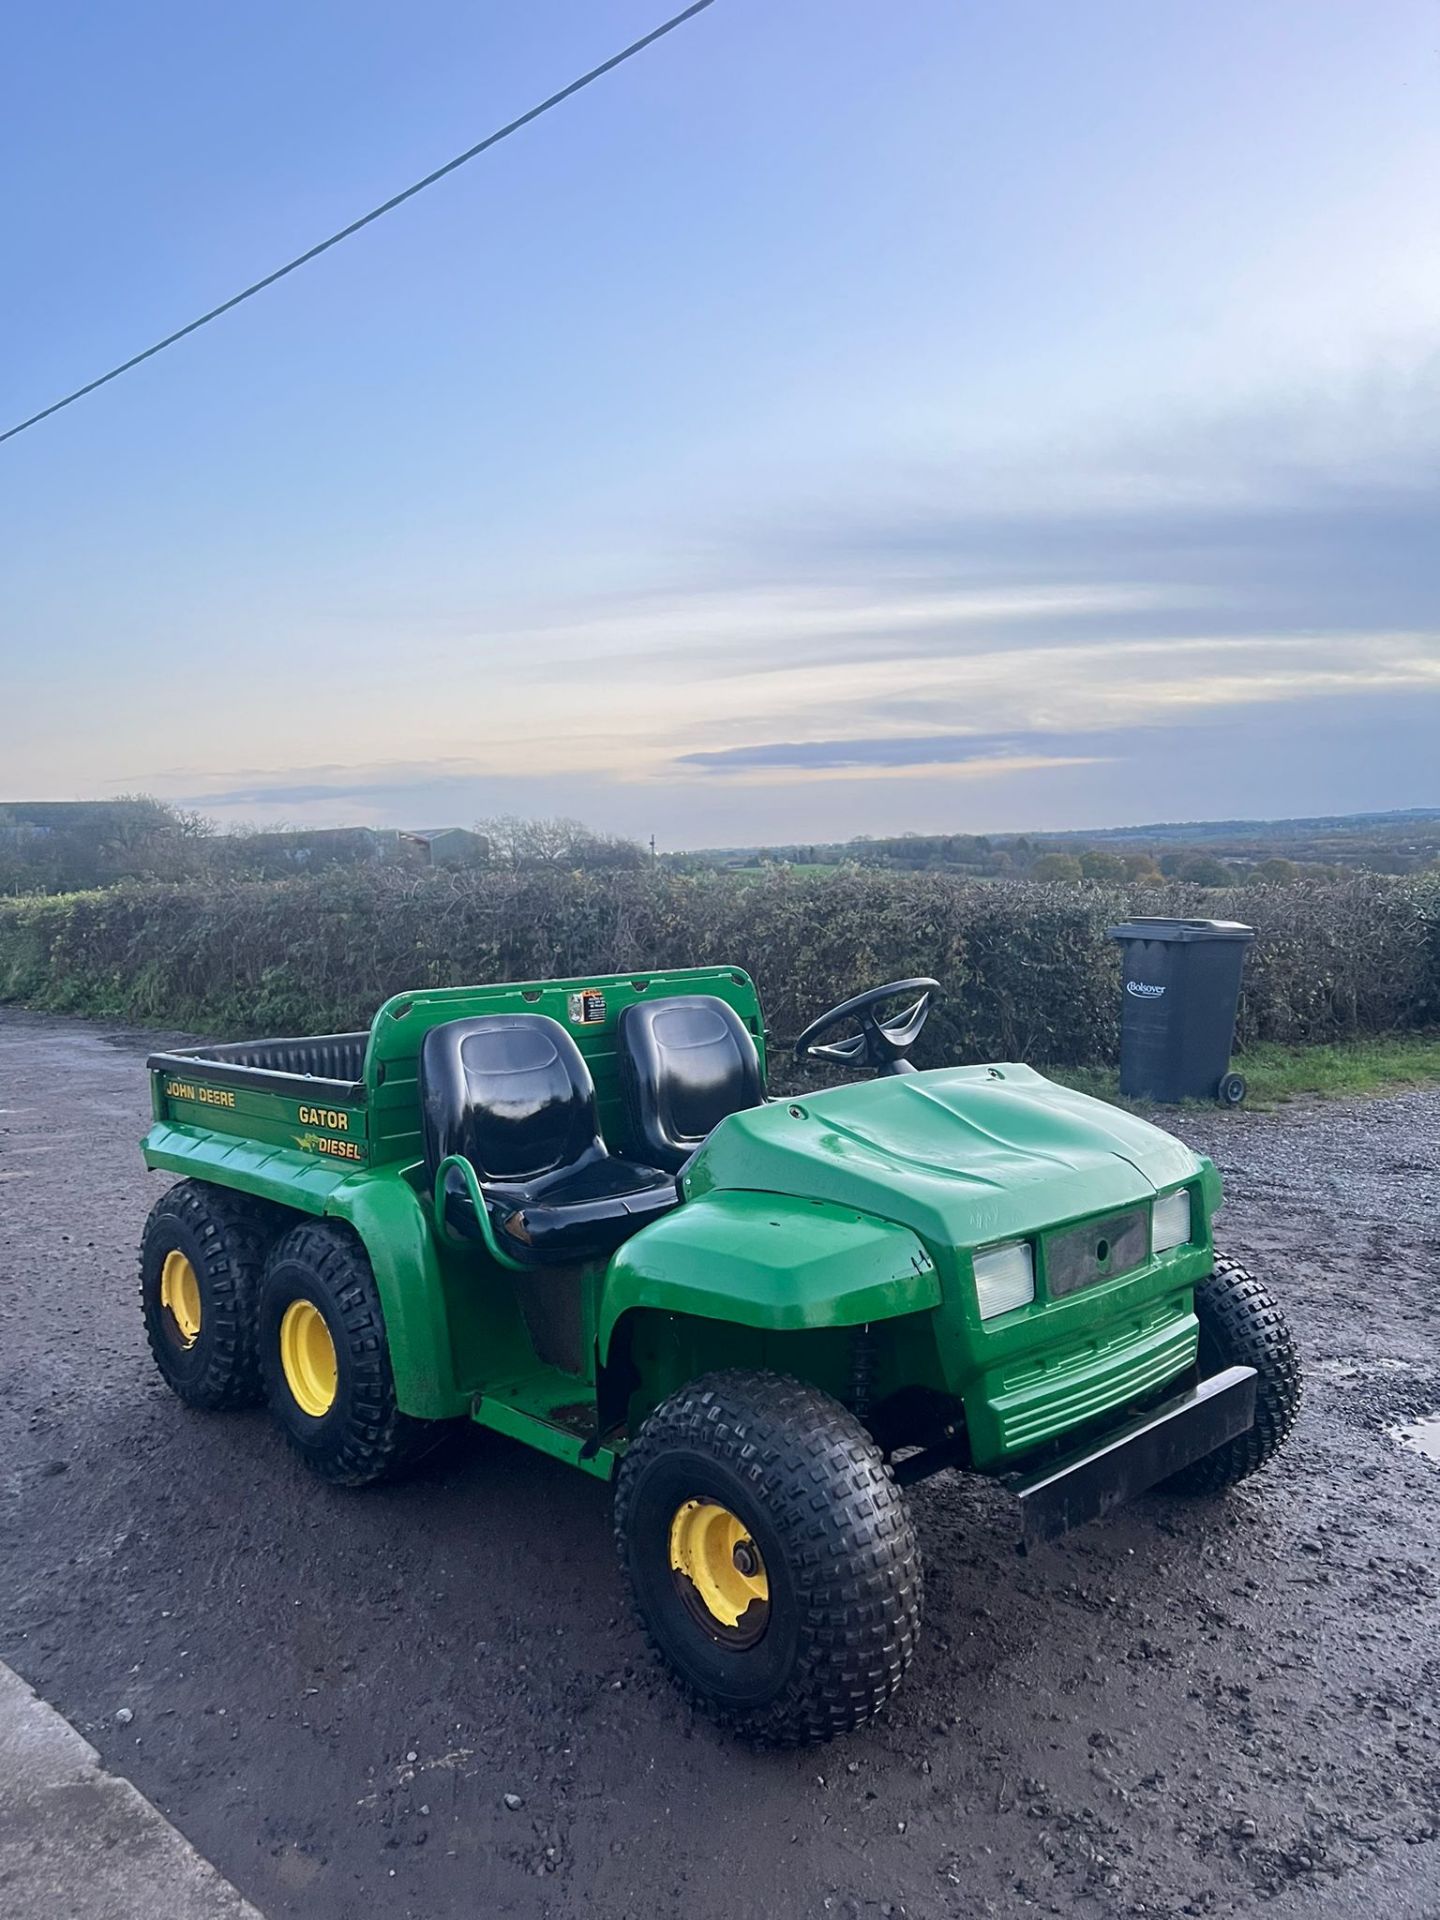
[617,995,765,1174]
[419,1014,678,1266]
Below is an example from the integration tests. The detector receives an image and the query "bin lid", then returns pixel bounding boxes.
[1108,916,1255,943]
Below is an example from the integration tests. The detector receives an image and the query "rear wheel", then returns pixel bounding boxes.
[139,1181,278,1409]
[1217,1071,1247,1107]
[1165,1254,1301,1494]
[615,1370,922,1745]
[259,1221,434,1486]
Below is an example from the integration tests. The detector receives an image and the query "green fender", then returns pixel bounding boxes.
[324,1168,468,1421]
[598,1190,941,1363]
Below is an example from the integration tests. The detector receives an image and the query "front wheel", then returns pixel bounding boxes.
[1164,1255,1301,1494]
[614,1370,922,1745]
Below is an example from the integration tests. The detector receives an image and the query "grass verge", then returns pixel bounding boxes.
[1052,1029,1440,1110]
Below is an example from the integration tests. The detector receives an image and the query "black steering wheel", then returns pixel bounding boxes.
[793,978,941,1077]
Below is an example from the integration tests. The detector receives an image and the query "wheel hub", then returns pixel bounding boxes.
[668,1498,770,1645]
[279,1299,338,1418]
[159,1249,202,1348]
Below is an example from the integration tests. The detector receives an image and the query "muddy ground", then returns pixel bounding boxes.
[1,1008,1438,1920]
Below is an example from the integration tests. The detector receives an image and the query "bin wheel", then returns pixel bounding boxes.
[1217,1071,1247,1106]
[614,1370,922,1745]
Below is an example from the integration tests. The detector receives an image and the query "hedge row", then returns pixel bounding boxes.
[1,867,1437,1068]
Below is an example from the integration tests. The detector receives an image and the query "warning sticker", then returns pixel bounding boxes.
[567,989,607,1025]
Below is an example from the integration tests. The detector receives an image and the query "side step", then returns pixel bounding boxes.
[469,1368,617,1481]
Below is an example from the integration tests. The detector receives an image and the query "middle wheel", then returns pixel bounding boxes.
[258,1220,434,1487]
[614,1369,923,1745]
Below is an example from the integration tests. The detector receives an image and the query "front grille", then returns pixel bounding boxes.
[987,1305,1198,1455]
[1045,1205,1149,1298]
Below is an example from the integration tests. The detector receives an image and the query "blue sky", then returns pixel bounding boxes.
[3,1,1437,846]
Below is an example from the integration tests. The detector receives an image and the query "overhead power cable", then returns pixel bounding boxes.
[0,0,718,446]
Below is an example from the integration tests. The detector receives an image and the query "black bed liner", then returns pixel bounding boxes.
[147,1031,369,1103]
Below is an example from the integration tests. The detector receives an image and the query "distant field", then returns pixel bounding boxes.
[724,862,839,880]
[686,806,1440,881]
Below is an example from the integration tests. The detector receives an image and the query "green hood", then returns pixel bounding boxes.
[687,1064,1213,1255]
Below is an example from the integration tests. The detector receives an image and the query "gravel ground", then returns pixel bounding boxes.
[1,1008,1438,1920]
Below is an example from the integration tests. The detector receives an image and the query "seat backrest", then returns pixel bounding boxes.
[420,1014,605,1187]
[617,995,764,1173]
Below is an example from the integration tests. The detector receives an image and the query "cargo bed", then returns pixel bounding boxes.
[147,1033,370,1165]
[148,1032,368,1100]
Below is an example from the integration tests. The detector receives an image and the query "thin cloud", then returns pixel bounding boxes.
[680,731,1125,773]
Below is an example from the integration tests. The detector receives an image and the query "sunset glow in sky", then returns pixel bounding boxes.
[4,1,1438,844]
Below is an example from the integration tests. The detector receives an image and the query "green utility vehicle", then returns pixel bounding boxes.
[138,969,1300,1743]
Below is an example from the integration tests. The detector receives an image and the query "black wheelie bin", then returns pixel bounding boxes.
[1108,917,1254,1105]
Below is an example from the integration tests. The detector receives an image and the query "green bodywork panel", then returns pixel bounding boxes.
[683,1065,1215,1466]
[144,1122,360,1212]
[599,1192,940,1355]
[141,972,1220,1477]
[685,1064,1211,1245]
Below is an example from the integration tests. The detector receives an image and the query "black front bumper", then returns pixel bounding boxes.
[1008,1364,1258,1551]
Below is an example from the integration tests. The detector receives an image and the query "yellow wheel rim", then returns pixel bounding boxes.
[668,1498,770,1638]
[279,1299,338,1418]
[159,1249,202,1348]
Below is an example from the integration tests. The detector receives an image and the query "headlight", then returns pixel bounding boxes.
[973,1241,1035,1319]
[1152,1188,1192,1253]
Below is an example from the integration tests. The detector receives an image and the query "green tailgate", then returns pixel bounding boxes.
[152,1071,367,1168]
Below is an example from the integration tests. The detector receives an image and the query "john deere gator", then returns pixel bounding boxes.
[138,969,1300,1743]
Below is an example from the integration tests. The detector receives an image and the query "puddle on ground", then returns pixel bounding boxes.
[1391,1414,1440,1463]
